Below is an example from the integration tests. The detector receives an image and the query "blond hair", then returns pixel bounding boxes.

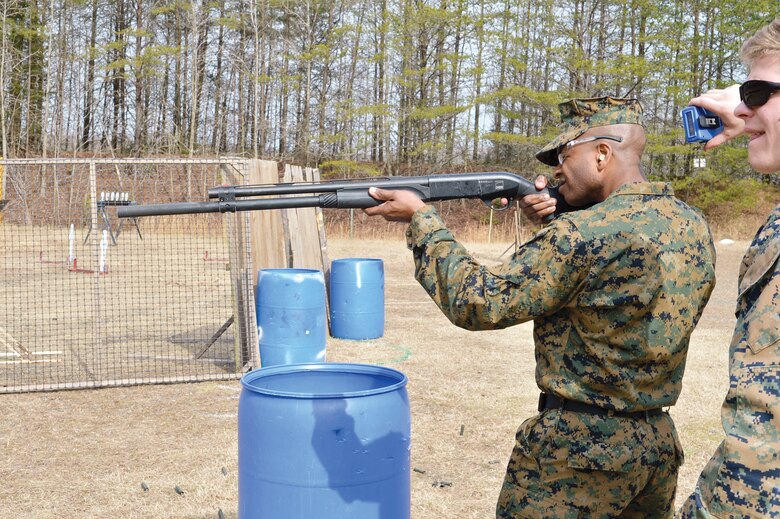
[741,19,780,68]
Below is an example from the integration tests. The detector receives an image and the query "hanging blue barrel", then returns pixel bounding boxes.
[329,258,384,340]
[238,363,411,519]
[256,268,327,367]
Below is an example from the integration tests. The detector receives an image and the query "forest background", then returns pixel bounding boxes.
[1,0,779,232]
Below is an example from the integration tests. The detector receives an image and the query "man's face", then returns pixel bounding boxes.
[735,57,780,174]
[553,135,601,206]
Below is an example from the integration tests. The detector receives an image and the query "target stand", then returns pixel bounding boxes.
[85,192,142,245]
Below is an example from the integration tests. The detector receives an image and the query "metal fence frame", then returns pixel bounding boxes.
[0,158,259,392]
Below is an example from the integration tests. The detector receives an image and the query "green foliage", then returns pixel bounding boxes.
[669,170,764,213]
[4,0,780,172]
[483,131,544,147]
[319,160,381,179]
[408,104,467,120]
[476,85,560,109]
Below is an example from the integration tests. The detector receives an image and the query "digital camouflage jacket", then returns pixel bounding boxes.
[681,203,780,518]
[406,182,717,412]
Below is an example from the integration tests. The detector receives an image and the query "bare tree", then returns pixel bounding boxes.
[0,0,15,159]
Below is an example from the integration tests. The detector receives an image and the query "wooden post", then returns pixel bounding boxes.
[247,159,286,287]
[282,165,329,273]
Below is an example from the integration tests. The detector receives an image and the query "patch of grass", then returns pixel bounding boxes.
[671,172,758,212]
[669,171,779,238]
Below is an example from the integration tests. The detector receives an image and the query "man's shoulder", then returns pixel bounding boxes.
[560,189,712,241]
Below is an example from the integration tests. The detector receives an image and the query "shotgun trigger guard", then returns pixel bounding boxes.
[480,195,512,211]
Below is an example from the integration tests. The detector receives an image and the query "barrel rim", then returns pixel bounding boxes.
[241,362,407,399]
[258,267,324,275]
[331,257,383,264]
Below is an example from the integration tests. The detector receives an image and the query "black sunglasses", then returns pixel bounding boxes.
[739,80,780,107]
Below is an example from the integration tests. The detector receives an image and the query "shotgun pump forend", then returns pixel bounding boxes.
[117,172,572,219]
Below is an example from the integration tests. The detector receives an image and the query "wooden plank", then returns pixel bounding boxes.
[296,166,323,269]
[283,165,327,272]
[0,326,33,361]
[308,167,332,328]
[248,160,287,283]
[245,160,286,370]
[283,165,305,267]
[308,166,330,277]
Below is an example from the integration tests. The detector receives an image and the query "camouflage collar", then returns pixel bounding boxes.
[609,182,673,197]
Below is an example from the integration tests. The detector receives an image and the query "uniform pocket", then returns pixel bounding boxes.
[560,413,648,474]
[567,438,640,473]
[513,411,561,471]
[746,322,779,355]
[731,364,780,450]
[743,274,779,356]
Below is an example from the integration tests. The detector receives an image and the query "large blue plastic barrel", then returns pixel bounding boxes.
[238,363,410,519]
[329,258,384,340]
[256,268,327,367]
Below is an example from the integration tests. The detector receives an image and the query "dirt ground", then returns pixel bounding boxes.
[0,235,746,518]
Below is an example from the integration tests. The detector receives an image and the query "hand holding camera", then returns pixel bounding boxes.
[684,85,745,149]
[681,106,723,143]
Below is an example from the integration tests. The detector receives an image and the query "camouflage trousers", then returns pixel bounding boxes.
[496,408,684,518]
[676,486,718,519]
[676,440,780,519]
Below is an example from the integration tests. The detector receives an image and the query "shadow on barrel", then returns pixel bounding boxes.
[311,395,410,519]
[237,364,410,519]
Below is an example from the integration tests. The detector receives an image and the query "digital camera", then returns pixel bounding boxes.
[681,106,723,143]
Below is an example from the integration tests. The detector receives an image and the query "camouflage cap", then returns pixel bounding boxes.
[535,96,645,166]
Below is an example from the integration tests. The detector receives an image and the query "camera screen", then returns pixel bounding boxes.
[685,111,695,136]
[684,110,695,136]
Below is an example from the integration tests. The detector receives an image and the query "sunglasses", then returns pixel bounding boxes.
[557,136,623,166]
[739,80,780,108]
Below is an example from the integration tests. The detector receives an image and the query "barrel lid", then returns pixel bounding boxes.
[241,362,407,399]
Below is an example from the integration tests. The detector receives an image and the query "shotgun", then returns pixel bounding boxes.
[117,171,572,220]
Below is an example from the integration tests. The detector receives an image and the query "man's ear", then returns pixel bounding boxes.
[596,143,611,168]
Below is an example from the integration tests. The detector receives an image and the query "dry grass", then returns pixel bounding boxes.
[0,234,746,518]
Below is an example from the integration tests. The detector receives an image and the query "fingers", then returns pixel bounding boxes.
[362,187,391,217]
[534,175,548,190]
[518,193,557,224]
[365,186,392,202]
[518,193,549,208]
[519,175,555,224]
[689,85,744,148]
[364,181,557,225]
[703,132,730,151]
[363,187,425,223]
[531,203,557,223]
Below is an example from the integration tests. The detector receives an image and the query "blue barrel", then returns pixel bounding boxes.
[238,363,411,519]
[329,258,384,340]
[256,268,327,367]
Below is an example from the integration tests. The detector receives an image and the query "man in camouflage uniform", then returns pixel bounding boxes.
[676,20,780,519]
[364,96,717,517]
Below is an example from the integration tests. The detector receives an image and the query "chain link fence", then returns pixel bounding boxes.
[0,158,258,392]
